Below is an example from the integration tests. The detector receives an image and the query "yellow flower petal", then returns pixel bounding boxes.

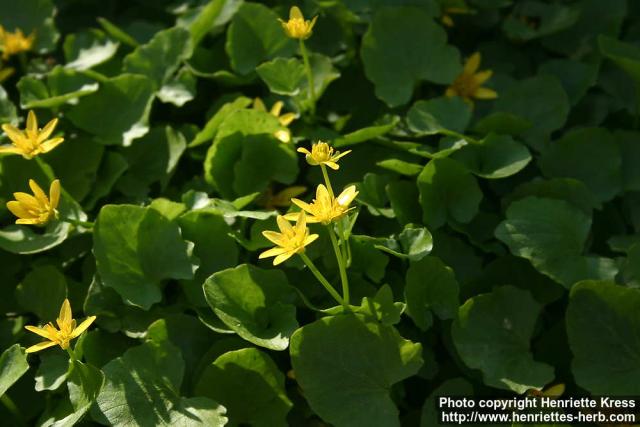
[57,299,72,330]
[26,111,38,138]
[337,185,358,207]
[309,15,318,32]
[253,97,266,112]
[463,52,481,75]
[13,192,40,210]
[270,101,284,116]
[294,210,307,235]
[473,70,493,85]
[278,112,296,127]
[2,124,26,145]
[28,180,48,206]
[70,316,96,338]
[262,230,286,246]
[0,145,24,155]
[445,87,458,97]
[291,198,313,213]
[324,161,339,170]
[290,6,304,20]
[304,234,319,246]
[259,246,288,259]
[25,325,57,341]
[37,118,58,143]
[474,87,498,99]
[6,201,32,219]
[16,218,42,225]
[49,180,60,211]
[25,341,58,353]
[277,215,294,234]
[273,252,295,265]
[38,137,64,153]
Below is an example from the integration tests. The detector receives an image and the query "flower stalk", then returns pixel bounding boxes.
[299,39,316,116]
[298,252,345,308]
[327,226,350,306]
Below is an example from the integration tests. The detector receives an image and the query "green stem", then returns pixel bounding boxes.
[299,39,316,116]
[66,346,76,361]
[298,252,345,308]
[440,129,479,144]
[321,164,350,266]
[1,394,25,426]
[320,165,334,198]
[63,217,94,229]
[327,227,350,306]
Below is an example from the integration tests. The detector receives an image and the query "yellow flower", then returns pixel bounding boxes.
[445,52,498,105]
[0,26,35,60]
[441,7,472,27]
[258,185,307,210]
[287,184,358,225]
[6,179,60,226]
[297,141,351,170]
[0,110,64,159]
[259,211,318,265]
[253,98,296,143]
[279,6,318,40]
[0,66,14,83]
[24,299,96,353]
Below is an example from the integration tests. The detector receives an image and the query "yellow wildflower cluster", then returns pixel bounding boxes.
[297,143,351,170]
[253,98,296,143]
[1,111,64,159]
[259,141,356,265]
[0,26,35,60]
[445,52,498,105]
[7,179,60,226]
[260,212,319,265]
[279,6,317,40]
[24,299,96,353]
[1,111,65,227]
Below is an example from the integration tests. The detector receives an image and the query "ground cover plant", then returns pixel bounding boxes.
[0,0,638,425]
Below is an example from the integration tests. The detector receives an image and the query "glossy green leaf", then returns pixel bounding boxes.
[494,75,570,146]
[452,286,554,393]
[333,115,399,147]
[67,74,155,146]
[204,109,297,198]
[256,57,305,96]
[123,27,193,87]
[194,348,292,426]
[405,256,459,331]
[453,134,531,179]
[290,314,422,427]
[599,35,640,85]
[417,157,483,229]
[225,2,295,75]
[361,7,461,107]
[0,344,29,397]
[94,341,227,426]
[93,205,196,309]
[18,67,99,109]
[203,264,298,350]
[407,97,471,135]
[35,353,68,392]
[567,281,640,395]
[64,30,119,71]
[495,197,618,287]
[539,127,622,203]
